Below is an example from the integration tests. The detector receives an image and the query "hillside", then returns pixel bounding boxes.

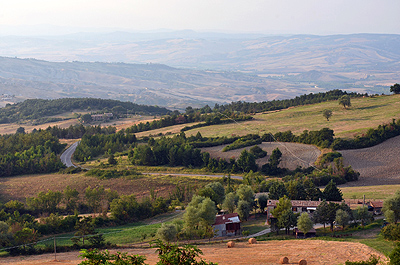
[1,33,399,108]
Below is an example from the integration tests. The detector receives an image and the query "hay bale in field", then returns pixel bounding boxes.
[248,238,257,244]
[279,257,289,264]
[227,241,235,248]
[298,259,307,265]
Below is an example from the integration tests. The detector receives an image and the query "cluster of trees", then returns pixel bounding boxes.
[46,124,116,139]
[0,130,66,177]
[125,111,251,135]
[211,90,365,114]
[73,131,137,162]
[0,98,170,124]
[222,134,262,152]
[266,127,335,149]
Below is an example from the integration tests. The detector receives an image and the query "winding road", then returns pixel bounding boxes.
[60,141,80,168]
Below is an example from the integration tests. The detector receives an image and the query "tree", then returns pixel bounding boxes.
[16,127,26,134]
[81,113,93,123]
[390,83,400,94]
[354,206,372,226]
[222,192,237,214]
[236,184,254,205]
[236,149,258,172]
[322,180,343,201]
[297,212,314,237]
[338,95,351,109]
[335,209,350,228]
[63,186,79,213]
[237,200,251,221]
[268,180,288,200]
[322,109,332,121]
[257,194,268,214]
[197,182,225,206]
[183,196,217,238]
[384,191,400,223]
[314,201,340,231]
[279,209,297,234]
[271,196,292,234]
[157,223,177,242]
[108,154,117,165]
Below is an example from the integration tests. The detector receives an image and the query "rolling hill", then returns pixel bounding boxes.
[0,33,399,108]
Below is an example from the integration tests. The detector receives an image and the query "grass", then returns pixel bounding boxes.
[241,214,268,235]
[176,94,400,139]
[341,185,400,200]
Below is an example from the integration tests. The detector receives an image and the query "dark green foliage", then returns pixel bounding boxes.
[249,145,267,158]
[268,180,288,200]
[323,180,343,201]
[47,124,117,139]
[108,154,117,165]
[0,130,66,177]
[212,89,364,114]
[338,95,351,109]
[222,134,262,152]
[381,223,400,241]
[390,83,400,94]
[236,149,258,173]
[153,240,218,265]
[73,132,137,162]
[389,243,400,265]
[0,97,170,124]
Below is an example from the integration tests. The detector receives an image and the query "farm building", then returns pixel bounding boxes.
[212,213,241,237]
[266,199,344,224]
[91,113,113,121]
[293,228,316,238]
[367,201,383,215]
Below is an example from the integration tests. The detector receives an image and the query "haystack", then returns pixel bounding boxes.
[248,238,257,244]
[279,257,289,264]
[227,241,235,248]
[298,259,307,265]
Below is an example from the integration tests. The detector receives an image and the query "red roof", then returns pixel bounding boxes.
[213,213,241,226]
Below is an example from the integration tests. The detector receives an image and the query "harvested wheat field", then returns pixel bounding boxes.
[340,135,400,186]
[1,240,386,265]
[202,142,320,170]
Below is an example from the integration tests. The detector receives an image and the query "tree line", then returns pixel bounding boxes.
[0,98,171,124]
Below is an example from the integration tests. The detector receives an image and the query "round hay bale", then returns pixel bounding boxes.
[298,259,307,265]
[279,257,289,264]
[248,237,257,244]
[227,241,235,248]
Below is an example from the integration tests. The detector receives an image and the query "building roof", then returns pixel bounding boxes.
[369,201,383,208]
[213,213,241,226]
[267,200,322,207]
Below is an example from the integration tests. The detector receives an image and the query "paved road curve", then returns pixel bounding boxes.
[60,141,80,168]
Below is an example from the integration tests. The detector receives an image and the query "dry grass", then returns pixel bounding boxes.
[0,172,212,203]
[201,142,320,170]
[2,240,387,265]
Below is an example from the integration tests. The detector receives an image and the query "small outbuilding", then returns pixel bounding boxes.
[293,228,316,239]
[212,213,241,237]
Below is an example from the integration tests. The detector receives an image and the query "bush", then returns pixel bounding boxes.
[381,223,400,241]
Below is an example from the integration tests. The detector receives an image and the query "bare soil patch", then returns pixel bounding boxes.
[202,142,321,170]
[340,135,400,186]
[2,240,386,265]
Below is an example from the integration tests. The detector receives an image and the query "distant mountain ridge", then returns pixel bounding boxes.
[0,33,399,108]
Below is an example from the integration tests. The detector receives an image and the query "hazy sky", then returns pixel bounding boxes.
[1,0,399,35]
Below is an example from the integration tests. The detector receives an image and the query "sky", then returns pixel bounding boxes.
[0,0,399,36]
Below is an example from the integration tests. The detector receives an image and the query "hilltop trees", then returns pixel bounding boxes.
[338,95,351,109]
[390,83,400,94]
[322,109,332,121]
